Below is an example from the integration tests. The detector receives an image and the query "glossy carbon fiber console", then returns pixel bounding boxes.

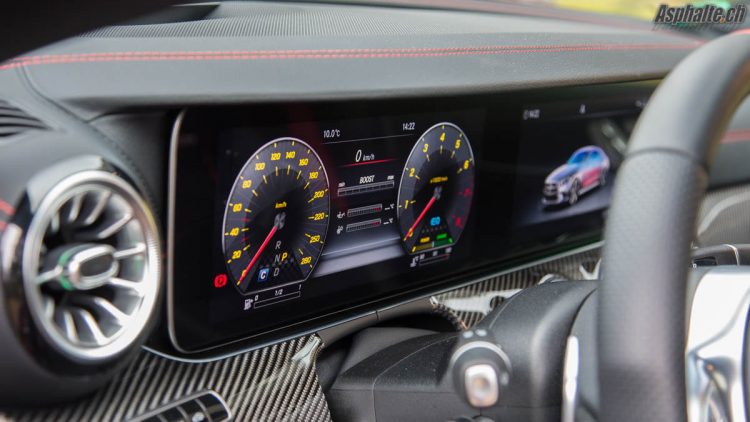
[1,245,600,421]
[3,335,330,421]
[433,247,601,329]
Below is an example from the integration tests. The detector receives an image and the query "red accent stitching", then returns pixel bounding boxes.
[0,199,14,216]
[722,129,750,144]
[9,43,692,59]
[0,42,700,71]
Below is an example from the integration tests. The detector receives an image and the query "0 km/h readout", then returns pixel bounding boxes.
[222,138,330,295]
[397,123,475,255]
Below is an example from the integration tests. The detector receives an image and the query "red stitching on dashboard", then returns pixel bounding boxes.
[7,43,695,58]
[0,42,700,70]
[722,129,750,144]
[0,199,14,216]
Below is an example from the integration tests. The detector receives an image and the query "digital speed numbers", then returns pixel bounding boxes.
[222,138,330,295]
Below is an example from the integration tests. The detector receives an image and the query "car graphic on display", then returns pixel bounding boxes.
[542,145,610,207]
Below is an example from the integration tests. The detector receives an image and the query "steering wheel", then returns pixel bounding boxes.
[600,31,750,421]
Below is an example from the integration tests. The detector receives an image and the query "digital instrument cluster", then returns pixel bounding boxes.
[169,83,653,352]
[170,106,484,351]
[218,120,475,302]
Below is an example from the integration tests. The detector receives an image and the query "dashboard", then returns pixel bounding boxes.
[169,83,650,351]
[7,2,750,415]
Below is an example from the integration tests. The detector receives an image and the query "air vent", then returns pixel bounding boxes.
[22,171,160,362]
[0,100,46,138]
[692,257,718,267]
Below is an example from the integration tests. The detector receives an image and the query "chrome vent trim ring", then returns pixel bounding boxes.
[22,171,161,362]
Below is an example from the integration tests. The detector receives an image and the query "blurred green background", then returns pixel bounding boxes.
[548,0,735,21]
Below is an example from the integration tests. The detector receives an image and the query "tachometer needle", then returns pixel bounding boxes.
[404,195,437,241]
[237,224,278,284]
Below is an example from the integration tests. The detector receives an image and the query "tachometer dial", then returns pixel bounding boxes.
[222,138,330,294]
[397,123,474,255]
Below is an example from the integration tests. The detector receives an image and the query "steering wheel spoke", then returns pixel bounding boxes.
[687,266,750,422]
[600,31,750,422]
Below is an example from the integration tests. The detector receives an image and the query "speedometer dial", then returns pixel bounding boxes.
[397,123,475,255]
[222,138,330,294]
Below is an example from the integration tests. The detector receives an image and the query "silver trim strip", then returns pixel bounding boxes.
[561,336,580,422]
[725,243,741,265]
[166,110,186,353]
[449,340,510,370]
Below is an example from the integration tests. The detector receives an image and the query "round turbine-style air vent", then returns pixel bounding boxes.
[22,171,160,362]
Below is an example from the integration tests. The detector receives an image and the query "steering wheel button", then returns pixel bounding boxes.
[464,363,499,408]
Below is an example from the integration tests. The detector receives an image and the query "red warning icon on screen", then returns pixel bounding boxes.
[214,274,228,288]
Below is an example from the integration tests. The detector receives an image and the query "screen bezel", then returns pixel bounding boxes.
[167,81,657,353]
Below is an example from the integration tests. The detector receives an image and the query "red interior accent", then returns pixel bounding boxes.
[0,199,14,215]
[722,128,750,144]
[0,42,701,71]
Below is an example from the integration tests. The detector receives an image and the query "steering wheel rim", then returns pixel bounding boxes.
[599,31,750,422]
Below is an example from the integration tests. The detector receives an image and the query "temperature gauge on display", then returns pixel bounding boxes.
[397,123,475,255]
[222,138,330,294]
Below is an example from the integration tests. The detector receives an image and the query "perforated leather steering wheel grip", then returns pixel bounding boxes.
[599,31,750,422]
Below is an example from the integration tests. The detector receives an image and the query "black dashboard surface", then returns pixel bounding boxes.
[5,3,750,421]
[4,2,700,121]
[1,1,741,357]
[0,0,703,243]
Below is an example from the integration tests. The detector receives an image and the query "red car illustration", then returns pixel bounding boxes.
[542,145,610,206]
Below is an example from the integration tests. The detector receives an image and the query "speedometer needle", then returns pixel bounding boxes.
[237,224,278,285]
[404,195,437,241]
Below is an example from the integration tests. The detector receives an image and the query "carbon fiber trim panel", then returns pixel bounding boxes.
[432,247,601,329]
[2,335,330,422]
[696,183,750,247]
[0,246,602,421]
